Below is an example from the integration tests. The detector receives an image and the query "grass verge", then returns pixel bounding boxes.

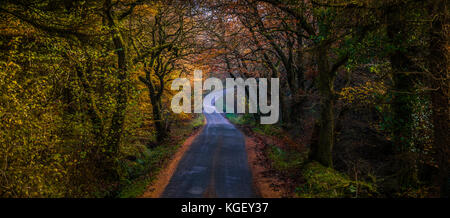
[117,114,204,198]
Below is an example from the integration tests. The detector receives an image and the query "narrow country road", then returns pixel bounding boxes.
[161,90,258,198]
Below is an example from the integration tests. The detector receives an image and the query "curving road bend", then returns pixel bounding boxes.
[161,89,258,198]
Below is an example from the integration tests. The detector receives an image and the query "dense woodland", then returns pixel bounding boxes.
[0,0,448,197]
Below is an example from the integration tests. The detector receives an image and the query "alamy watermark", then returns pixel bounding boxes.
[170,70,279,124]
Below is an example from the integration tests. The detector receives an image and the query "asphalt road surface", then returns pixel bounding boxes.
[161,90,258,198]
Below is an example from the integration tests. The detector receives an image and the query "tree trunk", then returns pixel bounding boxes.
[150,93,166,143]
[309,46,335,168]
[387,9,414,153]
[104,2,129,157]
[291,23,306,125]
[385,3,419,189]
[429,0,449,197]
[102,0,129,181]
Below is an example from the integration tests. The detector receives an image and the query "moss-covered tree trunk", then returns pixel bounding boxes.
[387,7,414,153]
[105,18,128,157]
[386,4,418,189]
[309,45,335,168]
[150,92,166,143]
[103,0,129,181]
[140,66,167,144]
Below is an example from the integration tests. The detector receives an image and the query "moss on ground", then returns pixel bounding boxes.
[191,114,205,128]
[267,146,306,177]
[295,161,377,198]
[225,113,253,125]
